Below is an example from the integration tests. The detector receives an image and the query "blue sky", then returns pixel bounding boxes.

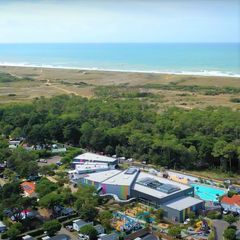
[0,0,239,43]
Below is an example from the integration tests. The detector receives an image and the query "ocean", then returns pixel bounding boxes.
[0,43,239,77]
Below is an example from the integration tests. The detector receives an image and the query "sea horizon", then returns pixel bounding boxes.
[0,43,239,77]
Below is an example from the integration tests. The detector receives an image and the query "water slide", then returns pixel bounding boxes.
[98,190,136,204]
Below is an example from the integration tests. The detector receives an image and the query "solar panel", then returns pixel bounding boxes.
[157,184,180,194]
[137,178,180,194]
[125,167,138,175]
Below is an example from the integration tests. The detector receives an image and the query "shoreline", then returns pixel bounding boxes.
[0,63,240,78]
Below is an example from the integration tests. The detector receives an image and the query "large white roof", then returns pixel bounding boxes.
[103,168,139,186]
[74,152,116,163]
[75,163,109,172]
[133,172,191,199]
[165,196,203,211]
[84,170,121,183]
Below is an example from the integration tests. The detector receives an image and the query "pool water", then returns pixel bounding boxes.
[191,184,226,202]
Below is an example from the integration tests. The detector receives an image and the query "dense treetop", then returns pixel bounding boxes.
[0,95,239,172]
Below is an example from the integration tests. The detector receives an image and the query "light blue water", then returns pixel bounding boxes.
[0,43,239,77]
[191,184,226,202]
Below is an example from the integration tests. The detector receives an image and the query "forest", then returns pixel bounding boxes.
[0,94,239,173]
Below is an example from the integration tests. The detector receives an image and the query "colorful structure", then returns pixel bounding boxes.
[77,168,204,222]
[101,168,139,199]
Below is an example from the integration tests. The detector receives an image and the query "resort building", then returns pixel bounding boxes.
[68,162,110,180]
[131,172,203,222]
[80,169,121,189]
[221,195,240,214]
[77,168,204,222]
[73,152,118,169]
[162,196,204,222]
[132,172,194,206]
[101,167,139,199]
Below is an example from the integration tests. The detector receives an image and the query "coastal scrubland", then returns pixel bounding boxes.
[0,66,240,110]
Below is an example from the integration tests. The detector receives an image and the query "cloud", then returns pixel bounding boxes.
[0,0,239,43]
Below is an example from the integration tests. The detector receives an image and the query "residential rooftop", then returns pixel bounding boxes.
[20,181,36,195]
[221,195,240,206]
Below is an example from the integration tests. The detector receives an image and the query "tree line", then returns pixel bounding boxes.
[0,95,239,172]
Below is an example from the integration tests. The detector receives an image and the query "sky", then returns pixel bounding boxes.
[0,0,239,43]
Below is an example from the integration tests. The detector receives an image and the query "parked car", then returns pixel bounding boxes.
[65,225,74,232]
[223,210,229,215]
[27,175,41,181]
[56,161,63,166]
[39,159,47,163]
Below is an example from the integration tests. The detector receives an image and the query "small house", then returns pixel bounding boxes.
[20,181,36,197]
[61,207,74,216]
[0,221,7,233]
[97,233,119,240]
[221,195,240,214]
[94,224,105,235]
[73,219,93,232]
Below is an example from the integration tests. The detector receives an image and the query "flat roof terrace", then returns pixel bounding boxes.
[103,167,139,186]
[84,169,121,183]
[165,196,203,211]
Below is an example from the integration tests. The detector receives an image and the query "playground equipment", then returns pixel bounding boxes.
[112,212,142,233]
[195,221,202,232]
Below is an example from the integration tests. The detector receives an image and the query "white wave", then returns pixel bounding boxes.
[0,62,240,78]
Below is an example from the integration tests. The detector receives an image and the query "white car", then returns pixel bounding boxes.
[223,210,229,215]
[39,159,47,163]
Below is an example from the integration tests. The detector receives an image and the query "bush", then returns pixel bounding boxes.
[206,211,222,219]
[43,220,61,236]
[80,224,98,240]
[230,97,240,103]
[208,230,215,240]
[168,226,182,238]
[1,233,8,239]
[228,190,237,198]
[155,209,164,222]
[224,214,238,225]
[223,228,236,240]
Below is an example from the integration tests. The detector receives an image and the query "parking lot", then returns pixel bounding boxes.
[38,155,62,167]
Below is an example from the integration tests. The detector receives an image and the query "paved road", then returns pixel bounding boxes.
[212,220,229,240]
[213,219,240,240]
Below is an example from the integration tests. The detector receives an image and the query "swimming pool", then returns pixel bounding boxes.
[191,184,226,202]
